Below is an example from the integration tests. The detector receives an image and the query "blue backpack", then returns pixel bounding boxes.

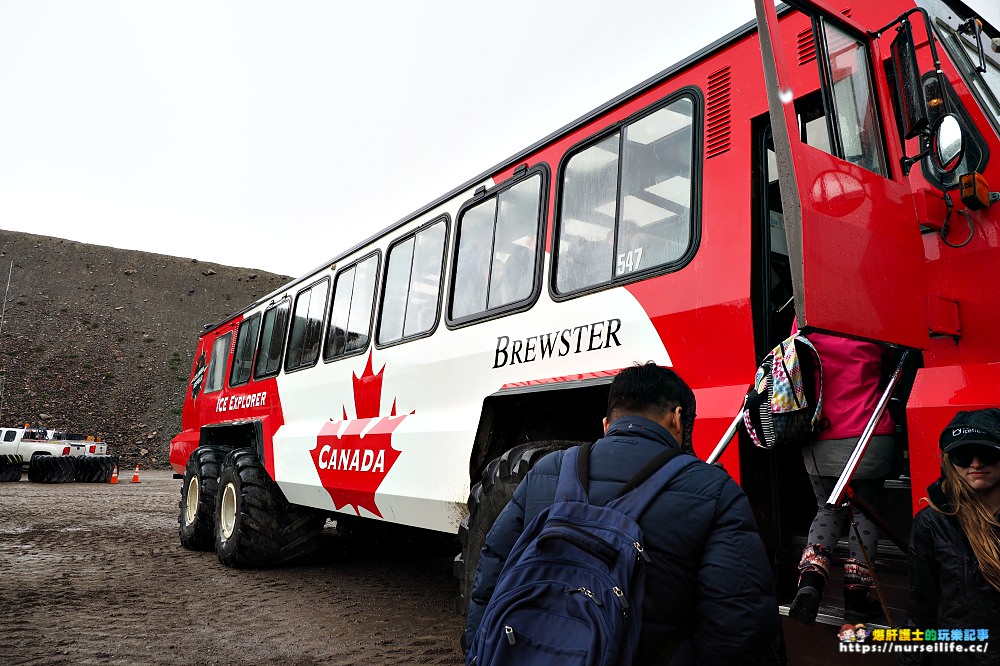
[467,443,697,666]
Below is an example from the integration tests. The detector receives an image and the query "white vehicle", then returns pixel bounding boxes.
[51,431,109,457]
[0,427,116,483]
[0,427,78,459]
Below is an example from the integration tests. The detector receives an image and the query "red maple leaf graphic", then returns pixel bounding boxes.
[309,352,411,517]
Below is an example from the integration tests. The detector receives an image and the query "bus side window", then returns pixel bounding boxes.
[324,253,380,360]
[797,91,833,153]
[452,199,495,318]
[556,135,617,293]
[489,177,541,309]
[254,299,291,379]
[203,331,233,394]
[286,278,330,371]
[450,173,543,322]
[229,313,261,387]
[555,95,696,295]
[379,218,447,345]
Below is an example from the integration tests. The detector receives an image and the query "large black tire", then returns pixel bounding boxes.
[178,447,224,551]
[98,455,119,483]
[28,455,77,483]
[454,440,579,617]
[214,448,326,568]
[0,454,22,482]
[74,455,118,483]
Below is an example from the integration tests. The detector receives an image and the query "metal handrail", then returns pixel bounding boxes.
[706,409,744,465]
[824,351,911,509]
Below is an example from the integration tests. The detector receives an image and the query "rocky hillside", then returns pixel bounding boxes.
[0,229,291,469]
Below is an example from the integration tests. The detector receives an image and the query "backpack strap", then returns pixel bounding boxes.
[612,447,685,499]
[554,445,590,504]
[557,443,697,519]
[578,440,592,495]
[607,449,698,519]
[795,334,824,428]
[576,443,683,498]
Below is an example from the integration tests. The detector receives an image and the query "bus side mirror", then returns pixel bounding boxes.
[902,113,965,176]
[891,19,929,139]
[931,114,964,173]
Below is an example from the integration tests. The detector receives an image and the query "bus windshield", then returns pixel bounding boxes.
[926,0,1000,137]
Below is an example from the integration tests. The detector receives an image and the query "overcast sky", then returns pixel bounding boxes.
[1,1,998,278]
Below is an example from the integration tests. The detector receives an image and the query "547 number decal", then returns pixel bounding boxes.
[616,247,643,276]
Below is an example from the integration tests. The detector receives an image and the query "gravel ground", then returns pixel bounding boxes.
[0,470,465,665]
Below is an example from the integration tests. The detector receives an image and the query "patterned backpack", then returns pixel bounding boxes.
[743,333,824,449]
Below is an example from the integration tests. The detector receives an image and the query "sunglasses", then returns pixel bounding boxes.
[949,445,1000,468]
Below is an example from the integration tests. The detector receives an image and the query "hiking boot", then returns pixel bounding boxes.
[788,586,820,625]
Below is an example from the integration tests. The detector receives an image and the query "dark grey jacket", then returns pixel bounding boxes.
[903,480,1000,665]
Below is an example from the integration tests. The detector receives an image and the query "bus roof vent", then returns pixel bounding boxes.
[706,66,732,158]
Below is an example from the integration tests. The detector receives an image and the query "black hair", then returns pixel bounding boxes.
[607,362,696,447]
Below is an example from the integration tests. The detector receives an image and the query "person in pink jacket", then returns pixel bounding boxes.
[787,329,896,625]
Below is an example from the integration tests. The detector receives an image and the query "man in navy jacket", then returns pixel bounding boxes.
[465,362,782,664]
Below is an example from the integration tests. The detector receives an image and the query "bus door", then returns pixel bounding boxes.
[749,1,946,629]
[754,0,930,350]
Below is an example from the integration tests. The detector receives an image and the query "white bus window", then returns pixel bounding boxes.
[229,313,261,387]
[556,96,695,294]
[451,173,543,322]
[325,254,379,360]
[379,220,446,345]
[346,257,377,353]
[489,178,541,309]
[403,222,445,336]
[204,332,232,394]
[452,199,497,319]
[618,99,695,273]
[286,279,329,371]
[380,238,414,343]
[254,300,290,379]
[556,135,618,293]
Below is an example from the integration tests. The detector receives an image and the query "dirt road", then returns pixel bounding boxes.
[0,471,465,665]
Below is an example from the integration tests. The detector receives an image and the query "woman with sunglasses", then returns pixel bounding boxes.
[904,408,1000,665]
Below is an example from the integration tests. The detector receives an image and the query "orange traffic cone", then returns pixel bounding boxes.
[131,464,141,483]
[110,465,119,484]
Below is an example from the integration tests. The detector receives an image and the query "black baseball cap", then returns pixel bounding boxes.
[939,408,1000,454]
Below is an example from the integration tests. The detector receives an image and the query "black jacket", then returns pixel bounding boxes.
[903,479,1000,665]
[465,416,782,665]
